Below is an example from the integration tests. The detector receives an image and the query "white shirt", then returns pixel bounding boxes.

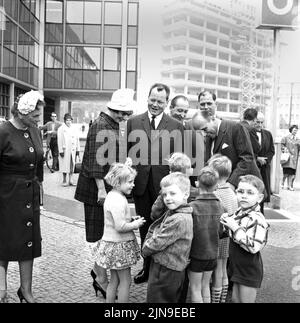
[257,131,262,145]
[148,111,163,129]
[211,118,222,154]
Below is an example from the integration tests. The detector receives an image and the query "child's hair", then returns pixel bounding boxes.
[167,152,192,174]
[208,154,232,180]
[238,175,265,194]
[197,166,219,190]
[104,162,137,188]
[160,172,190,195]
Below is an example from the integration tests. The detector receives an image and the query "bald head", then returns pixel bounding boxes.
[191,110,210,131]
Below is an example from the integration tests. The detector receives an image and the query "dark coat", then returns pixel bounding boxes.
[189,193,225,260]
[240,120,261,157]
[207,119,262,188]
[257,129,275,202]
[0,122,44,261]
[127,112,185,196]
[74,112,124,242]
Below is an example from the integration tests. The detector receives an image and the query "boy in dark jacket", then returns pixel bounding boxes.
[188,166,225,303]
[142,173,193,303]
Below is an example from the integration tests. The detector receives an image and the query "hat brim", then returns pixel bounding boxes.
[107,101,135,112]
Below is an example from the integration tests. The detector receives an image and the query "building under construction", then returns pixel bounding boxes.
[161,0,274,120]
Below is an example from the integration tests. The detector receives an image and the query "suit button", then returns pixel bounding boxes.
[24,133,29,139]
[26,203,31,209]
[27,242,33,247]
[26,222,32,227]
[29,164,34,168]
[29,147,34,153]
[26,182,32,187]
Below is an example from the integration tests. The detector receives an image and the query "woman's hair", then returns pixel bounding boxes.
[197,166,219,190]
[160,172,190,195]
[167,152,191,174]
[289,124,298,133]
[238,175,265,194]
[64,113,73,122]
[104,163,137,188]
[208,154,232,180]
[11,94,45,117]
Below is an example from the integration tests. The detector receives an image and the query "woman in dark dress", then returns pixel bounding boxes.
[0,90,45,303]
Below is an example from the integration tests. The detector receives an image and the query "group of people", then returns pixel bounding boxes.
[0,82,290,303]
[40,112,80,186]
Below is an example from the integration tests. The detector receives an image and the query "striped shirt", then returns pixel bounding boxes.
[226,204,270,254]
[214,183,238,215]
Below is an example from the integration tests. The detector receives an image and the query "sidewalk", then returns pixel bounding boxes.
[5,166,299,303]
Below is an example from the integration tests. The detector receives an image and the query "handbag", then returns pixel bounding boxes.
[74,155,82,174]
[74,162,82,174]
[280,151,290,164]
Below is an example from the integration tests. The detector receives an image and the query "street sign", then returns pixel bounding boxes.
[258,0,299,30]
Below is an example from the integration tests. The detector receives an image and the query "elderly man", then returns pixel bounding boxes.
[169,95,190,124]
[198,101,261,190]
[254,112,275,213]
[127,83,185,284]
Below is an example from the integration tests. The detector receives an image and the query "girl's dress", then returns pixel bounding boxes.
[95,190,140,270]
[227,204,269,288]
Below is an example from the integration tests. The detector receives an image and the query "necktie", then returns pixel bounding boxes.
[151,115,156,130]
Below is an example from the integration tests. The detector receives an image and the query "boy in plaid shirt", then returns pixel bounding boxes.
[220,175,269,303]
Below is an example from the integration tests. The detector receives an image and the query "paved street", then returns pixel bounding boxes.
[4,167,300,303]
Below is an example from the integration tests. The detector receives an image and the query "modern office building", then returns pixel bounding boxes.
[161,0,273,120]
[0,0,139,123]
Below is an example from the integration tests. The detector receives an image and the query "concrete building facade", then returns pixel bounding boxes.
[161,0,273,120]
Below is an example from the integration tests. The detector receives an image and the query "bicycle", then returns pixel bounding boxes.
[44,147,54,173]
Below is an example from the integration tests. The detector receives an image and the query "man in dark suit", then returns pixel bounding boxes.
[200,102,261,190]
[254,112,275,213]
[127,83,185,284]
[169,94,190,124]
[240,108,261,158]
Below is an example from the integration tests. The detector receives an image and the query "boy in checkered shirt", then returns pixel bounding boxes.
[220,175,269,303]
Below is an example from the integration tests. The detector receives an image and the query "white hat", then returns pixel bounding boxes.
[107,89,135,112]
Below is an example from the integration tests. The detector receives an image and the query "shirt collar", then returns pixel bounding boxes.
[148,111,164,126]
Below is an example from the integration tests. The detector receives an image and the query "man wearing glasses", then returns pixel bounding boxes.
[40,112,62,171]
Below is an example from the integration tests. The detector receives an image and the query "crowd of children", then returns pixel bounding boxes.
[94,152,270,303]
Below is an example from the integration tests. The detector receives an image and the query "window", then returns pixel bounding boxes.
[231,55,240,64]
[3,0,18,21]
[189,59,202,68]
[205,62,216,71]
[218,78,228,86]
[190,45,203,54]
[104,25,121,45]
[190,16,204,26]
[127,48,137,90]
[173,58,185,65]
[217,103,227,112]
[190,30,203,40]
[104,2,122,45]
[230,92,239,100]
[66,1,83,24]
[219,52,229,60]
[207,22,218,31]
[230,80,240,88]
[229,104,239,113]
[3,47,17,78]
[206,48,217,58]
[84,1,101,24]
[219,39,229,48]
[218,91,227,99]
[219,65,228,73]
[231,67,240,76]
[220,26,230,35]
[45,45,63,68]
[46,0,63,43]
[206,35,217,44]
[103,48,121,90]
[204,75,216,84]
[3,19,17,52]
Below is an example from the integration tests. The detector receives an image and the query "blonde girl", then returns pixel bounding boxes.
[95,162,145,303]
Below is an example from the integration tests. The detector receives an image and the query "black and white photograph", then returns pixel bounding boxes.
[0,0,299,307]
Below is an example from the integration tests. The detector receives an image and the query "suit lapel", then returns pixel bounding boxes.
[213,120,226,153]
[141,112,151,141]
